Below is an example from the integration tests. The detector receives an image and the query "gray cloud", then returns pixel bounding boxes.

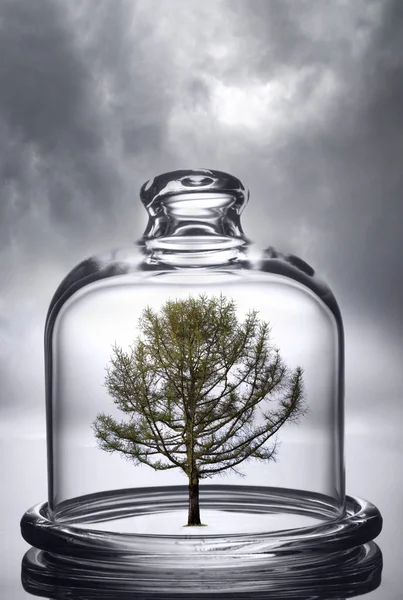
[0,2,91,148]
[0,1,111,231]
[0,0,402,419]
[218,0,403,336]
[0,0,179,262]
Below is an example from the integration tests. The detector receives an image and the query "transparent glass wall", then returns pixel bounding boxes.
[45,170,344,536]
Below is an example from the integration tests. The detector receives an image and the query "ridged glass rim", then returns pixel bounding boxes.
[21,485,382,560]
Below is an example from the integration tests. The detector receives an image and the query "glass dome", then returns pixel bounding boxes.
[21,169,381,571]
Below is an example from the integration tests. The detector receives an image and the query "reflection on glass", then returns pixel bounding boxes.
[21,541,383,599]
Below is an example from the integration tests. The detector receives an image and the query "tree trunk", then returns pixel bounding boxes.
[187,476,201,526]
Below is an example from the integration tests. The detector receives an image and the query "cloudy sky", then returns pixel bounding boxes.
[0,0,402,435]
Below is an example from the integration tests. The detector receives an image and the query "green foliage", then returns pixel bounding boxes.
[93,293,307,481]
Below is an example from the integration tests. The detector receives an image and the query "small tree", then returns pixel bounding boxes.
[93,294,306,526]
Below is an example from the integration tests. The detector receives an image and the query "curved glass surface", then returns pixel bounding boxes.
[41,169,345,538]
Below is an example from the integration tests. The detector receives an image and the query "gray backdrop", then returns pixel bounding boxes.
[0,1,402,598]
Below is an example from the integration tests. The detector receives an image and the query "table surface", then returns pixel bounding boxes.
[1,409,401,600]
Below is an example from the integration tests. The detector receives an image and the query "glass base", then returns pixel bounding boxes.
[21,485,382,559]
[22,542,382,599]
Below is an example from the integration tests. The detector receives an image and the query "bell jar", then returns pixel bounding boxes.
[21,169,382,571]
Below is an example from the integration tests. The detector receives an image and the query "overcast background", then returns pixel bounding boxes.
[0,1,402,598]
